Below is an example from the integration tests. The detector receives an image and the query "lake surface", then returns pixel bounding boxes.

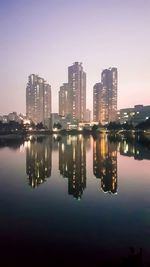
[0,134,150,266]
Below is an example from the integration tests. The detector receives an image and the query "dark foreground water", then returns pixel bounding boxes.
[0,134,150,266]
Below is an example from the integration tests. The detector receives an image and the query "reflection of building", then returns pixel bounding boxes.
[26,137,52,188]
[118,105,150,126]
[119,140,150,160]
[93,135,117,194]
[26,74,51,125]
[59,135,86,199]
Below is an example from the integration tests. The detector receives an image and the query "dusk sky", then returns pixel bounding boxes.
[0,0,150,115]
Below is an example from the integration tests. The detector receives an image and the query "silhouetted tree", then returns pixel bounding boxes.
[36,122,45,129]
[53,122,62,129]
[92,124,98,132]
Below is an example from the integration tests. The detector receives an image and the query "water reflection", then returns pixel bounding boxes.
[26,136,52,188]
[23,134,150,194]
[59,135,86,199]
[0,134,150,266]
[93,134,117,194]
[119,139,150,160]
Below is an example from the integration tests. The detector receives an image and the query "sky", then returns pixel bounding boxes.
[0,0,150,115]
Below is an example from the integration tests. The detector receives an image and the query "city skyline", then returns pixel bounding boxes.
[0,0,150,114]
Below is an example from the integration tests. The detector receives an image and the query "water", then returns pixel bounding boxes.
[0,134,150,266]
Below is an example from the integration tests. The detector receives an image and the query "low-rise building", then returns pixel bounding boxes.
[118,105,150,126]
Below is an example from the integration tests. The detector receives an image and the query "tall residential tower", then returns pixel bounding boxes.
[93,68,117,124]
[59,83,70,117]
[26,74,51,125]
[59,62,86,121]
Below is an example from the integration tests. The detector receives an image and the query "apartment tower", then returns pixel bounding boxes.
[68,62,86,122]
[26,74,51,125]
[93,68,117,124]
[59,83,70,117]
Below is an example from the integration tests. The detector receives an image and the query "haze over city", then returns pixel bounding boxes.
[0,0,150,114]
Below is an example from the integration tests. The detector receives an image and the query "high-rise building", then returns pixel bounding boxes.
[59,83,69,116]
[93,83,102,122]
[85,109,91,122]
[26,74,51,125]
[68,62,86,122]
[101,67,117,124]
[93,68,117,124]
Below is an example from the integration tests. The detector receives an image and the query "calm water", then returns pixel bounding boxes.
[0,134,150,266]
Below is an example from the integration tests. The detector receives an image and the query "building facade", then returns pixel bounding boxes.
[59,83,69,116]
[93,83,102,122]
[85,109,91,122]
[26,74,51,125]
[101,67,118,124]
[118,105,150,126]
[68,62,86,122]
[93,68,117,124]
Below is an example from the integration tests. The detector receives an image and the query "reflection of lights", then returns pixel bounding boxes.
[20,144,25,153]
[23,119,31,125]
[78,127,83,131]
[124,144,128,154]
[79,134,83,140]
[24,141,31,148]
[62,143,64,153]
[53,128,59,132]
[67,136,71,145]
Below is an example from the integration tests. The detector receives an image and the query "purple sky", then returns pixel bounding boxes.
[0,0,150,115]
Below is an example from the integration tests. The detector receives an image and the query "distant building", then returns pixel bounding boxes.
[85,109,91,122]
[7,112,22,123]
[93,83,102,122]
[68,62,86,122]
[93,68,118,124]
[118,105,150,126]
[0,112,22,124]
[26,74,51,125]
[101,67,118,123]
[59,83,69,116]
[2,115,9,123]
[50,113,75,131]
